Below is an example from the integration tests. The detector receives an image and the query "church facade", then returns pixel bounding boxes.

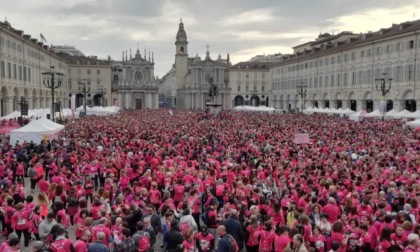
[112,49,159,109]
[159,21,231,109]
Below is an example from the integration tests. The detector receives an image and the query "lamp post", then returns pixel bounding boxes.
[78,81,90,115]
[375,73,392,121]
[296,84,307,113]
[42,66,63,122]
[99,86,107,107]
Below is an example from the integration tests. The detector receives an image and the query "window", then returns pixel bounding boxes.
[237,85,240,92]
[87,69,91,75]
[408,40,414,49]
[407,64,414,81]
[97,69,100,75]
[0,61,4,77]
[7,63,11,78]
[262,85,265,92]
[360,50,365,58]
[319,76,323,87]
[23,66,26,81]
[13,64,16,79]
[367,49,372,56]
[344,73,348,85]
[325,76,328,87]
[337,55,341,63]
[358,71,363,84]
[18,66,22,80]
[28,68,31,82]
[375,47,380,55]
[352,72,356,85]
[325,58,329,65]
[113,74,118,81]
[0,37,4,46]
[69,81,72,90]
[12,42,16,50]
[313,77,317,88]
[385,45,391,53]
[245,85,249,91]
[367,70,372,84]
[344,54,348,61]
[395,66,403,82]
[331,57,335,64]
[6,40,10,48]
[337,73,341,86]
[351,52,356,60]
[330,75,334,87]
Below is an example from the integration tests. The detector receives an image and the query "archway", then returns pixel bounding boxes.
[325,100,330,108]
[76,93,84,108]
[1,87,7,116]
[350,100,357,111]
[336,100,342,109]
[405,100,417,112]
[366,100,373,112]
[314,101,319,108]
[386,100,393,112]
[234,95,244,106]
[93,94,102,106]
[265,96,269,107]
[250,95,260,107]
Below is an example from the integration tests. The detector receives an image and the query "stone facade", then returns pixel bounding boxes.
[270,20,420,113]
[0,20,69,116]
[226,62,272,108]
[112,49,159,109]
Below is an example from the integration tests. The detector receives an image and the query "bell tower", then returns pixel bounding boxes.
[175,19,188,108]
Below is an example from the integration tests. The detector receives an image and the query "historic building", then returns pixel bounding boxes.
[159,21,231,109]
[54,51,112,109]
[112,48,159,109]
[0,20,69,116]
[226,61,272,107]
[270,20,420,113]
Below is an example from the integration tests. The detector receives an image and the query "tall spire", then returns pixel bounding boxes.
[176,18,187,41]
[152,52,154,63]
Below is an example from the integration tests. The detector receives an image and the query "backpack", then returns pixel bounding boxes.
[69,195,78,207]
[28,168,37,178]
[137,232,151,252]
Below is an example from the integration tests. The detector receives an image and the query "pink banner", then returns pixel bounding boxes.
[0,125,20,134]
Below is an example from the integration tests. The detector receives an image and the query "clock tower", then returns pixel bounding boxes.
[175,20,188,108]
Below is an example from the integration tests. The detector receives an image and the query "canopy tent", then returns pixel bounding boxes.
[365,109,384,118]
[385,109,398,118]
[392,109,414,118]
[406,119,420,127]
[303,107,314,114]
[349,110,366,122]
[10,118,64,145]
[1,110,37,119]
[337,108,356,115]
[409,110,420,119]
[233,106,276,113]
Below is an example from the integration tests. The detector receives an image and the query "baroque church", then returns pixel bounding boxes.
[159,20,231,109]
[112,48,159,109]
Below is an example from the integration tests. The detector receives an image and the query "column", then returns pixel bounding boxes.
[118,93,124,108]
[356,99,363,111]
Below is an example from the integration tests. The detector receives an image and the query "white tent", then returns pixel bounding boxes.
[233,106,275,113]
[385,109,398,118]
[338,108,356,115]
[406,119,420,127]
[10,119,64,145]
[365,109,384,118]
[392,109,414,118]
[409,110,420,119]
[349,110,366,122]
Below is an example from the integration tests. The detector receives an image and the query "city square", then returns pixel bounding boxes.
[0,1,420,252]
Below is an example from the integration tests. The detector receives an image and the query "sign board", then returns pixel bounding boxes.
[293,133,310,144]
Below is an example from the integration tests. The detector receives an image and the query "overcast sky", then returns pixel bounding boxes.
[1,0,420,77]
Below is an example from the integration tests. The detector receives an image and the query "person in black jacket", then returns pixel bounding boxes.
[165,219,184,252]
[220,209,245,251]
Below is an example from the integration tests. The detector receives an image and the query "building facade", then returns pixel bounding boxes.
[271,20,420,113]
[55,53,112,109]
[226,62,271,107]
[0,20,69,116]
[112,48,159,109]
[159,21,231,109]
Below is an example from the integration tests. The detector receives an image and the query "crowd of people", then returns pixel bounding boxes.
[0,109,419,252]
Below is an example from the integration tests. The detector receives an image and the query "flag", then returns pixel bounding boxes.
[169,109,173,116]
[40,33,47,43]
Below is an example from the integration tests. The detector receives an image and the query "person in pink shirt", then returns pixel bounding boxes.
[323,197,341,223]
[275,226,291,252]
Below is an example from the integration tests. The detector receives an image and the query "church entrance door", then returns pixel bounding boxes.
[135,99,142,109]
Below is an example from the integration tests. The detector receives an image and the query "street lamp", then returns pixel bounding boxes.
[78,81,90,115]
[42,66,63,122]
[296,84,307,113]
[99,86,107,107]
[375,73,392,121]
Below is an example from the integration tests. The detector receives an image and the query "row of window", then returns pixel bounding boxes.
[69,69,101,75]
[273,65,416,90]
[0,37,46,61]
[237,85,265,92]
[68,81,102,90]
[274,40,418,74]
[235,72,266,79]
[0,61,31,82]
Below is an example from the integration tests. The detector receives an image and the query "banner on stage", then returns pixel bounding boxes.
[293,133,310,144]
